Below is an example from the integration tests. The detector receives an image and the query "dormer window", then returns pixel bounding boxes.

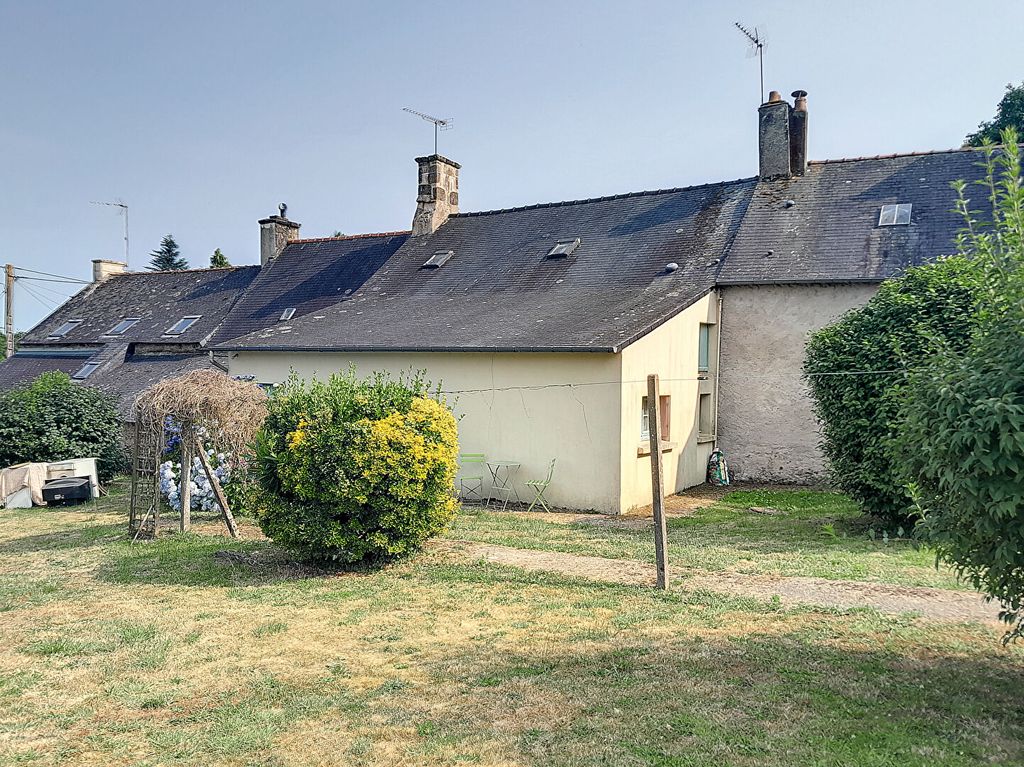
[48,320,82,339]
[72,362,100,380]
[879,203,912,226]
[104,318,140,336]
[423,250,454,268]
[164,316,201,336]
[547,238,581,258]
[279,308,296,321]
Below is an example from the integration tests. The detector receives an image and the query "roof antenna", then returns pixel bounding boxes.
[734,22,767,104]
[402,108,454,155]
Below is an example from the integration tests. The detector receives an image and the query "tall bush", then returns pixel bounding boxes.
[897,131,1024,640]
[804,258,981,522]
[0,372,125,482]
[249,370,459,562]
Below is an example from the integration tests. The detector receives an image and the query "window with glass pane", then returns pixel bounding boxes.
[698,324,711,372]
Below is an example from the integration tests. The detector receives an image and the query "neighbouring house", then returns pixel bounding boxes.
[0,262,258,418]
[5,89,992,512]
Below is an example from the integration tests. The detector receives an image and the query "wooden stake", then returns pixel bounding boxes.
[194,436,239,539]
[647,374,669,590]
[179,437,191,533]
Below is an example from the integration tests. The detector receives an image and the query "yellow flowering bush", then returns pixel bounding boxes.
[250,370,459,562]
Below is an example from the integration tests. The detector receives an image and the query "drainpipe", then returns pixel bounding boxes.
[713,292,723,448]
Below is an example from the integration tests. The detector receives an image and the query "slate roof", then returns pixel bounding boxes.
[208,234,408,346]
[87,351,221,418]
[21,266,260,347]
[218,179,755,353]
[0,350,93,391]
[718,148,990,284]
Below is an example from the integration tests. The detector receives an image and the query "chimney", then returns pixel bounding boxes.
[789,90,809,176]
[411,155,460,236]
[259,203,301,266]
[758,90,791,180]
[92,259,126,282]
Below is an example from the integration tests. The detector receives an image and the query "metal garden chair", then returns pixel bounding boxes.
[525,459,556,513]
[458,453,487,504]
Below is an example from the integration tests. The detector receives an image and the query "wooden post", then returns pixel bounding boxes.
[647,374,669,590]
[4,264,14,359]
[194,436,239,539]
[179,435,192,533]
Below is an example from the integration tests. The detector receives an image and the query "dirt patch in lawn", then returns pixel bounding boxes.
[440,540,1001,625]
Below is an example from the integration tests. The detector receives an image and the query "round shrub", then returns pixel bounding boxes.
[0,372,126,482]
[250,370,459,562]
[804,257,981,522]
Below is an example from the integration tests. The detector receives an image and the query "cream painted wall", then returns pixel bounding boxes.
[717,284,878,482]
[618,292,718,512]
[229,350,624,512]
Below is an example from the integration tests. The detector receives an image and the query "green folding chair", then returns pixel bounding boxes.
[525,459,556,513]
[458,453,487,504]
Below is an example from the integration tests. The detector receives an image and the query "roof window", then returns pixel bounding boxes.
[423,250,454,268]
[48,319,83,339]
[879,203,912,226]
[279,308,296,321]
[71,362,100,380]
[547,238,581,258]
[104,318,140,336]
[164,316,201,336]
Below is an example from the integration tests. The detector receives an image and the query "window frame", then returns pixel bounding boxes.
[879,203,912,226]
[279,308,296,322]
[698,323,712,373]
[72,362,101,380]
[103,318,141,336]
[640,394,671,442]
[164,315,201,336]
[48,319,83,339]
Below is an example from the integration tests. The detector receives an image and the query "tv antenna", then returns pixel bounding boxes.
[402,107,454,155]
[90,199,130,268]
[734,22,766,103]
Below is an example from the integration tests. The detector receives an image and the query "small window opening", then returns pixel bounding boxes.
[879,203,912,226]
[104,318,140,336]
[699,393,714,438]
[547,238,581,258]
[279,308,296,321]
[423,250,454,268]
[72,362,100,380]
[48,319,83,338]
[164,316,201,335]
[640,395,671,442]
[698,323,712,373]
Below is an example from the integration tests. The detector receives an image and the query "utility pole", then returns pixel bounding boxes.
[4,264,14,359]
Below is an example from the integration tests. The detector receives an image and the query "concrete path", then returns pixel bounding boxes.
[442,540,1001,624]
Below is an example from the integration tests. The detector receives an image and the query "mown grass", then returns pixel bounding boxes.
[0,482,1020,766]
[452,489,966,589]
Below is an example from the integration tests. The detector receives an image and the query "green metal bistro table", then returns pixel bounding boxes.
[486,460,521,511]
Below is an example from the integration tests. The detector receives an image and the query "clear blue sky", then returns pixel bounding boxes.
[2,0,1020,330]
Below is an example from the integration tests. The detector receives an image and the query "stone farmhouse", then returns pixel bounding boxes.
[1,90,989,512]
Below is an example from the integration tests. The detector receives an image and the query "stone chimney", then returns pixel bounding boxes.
[758,89,809,180]
[411,155,460,236]
[259,203,301,266]
[92,259,126,282]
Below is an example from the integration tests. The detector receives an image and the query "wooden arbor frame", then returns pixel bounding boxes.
[128,370,268,539]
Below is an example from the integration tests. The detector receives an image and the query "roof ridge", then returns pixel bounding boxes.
[451,176,757,218]
[807,144,1013,165]
[289,231,410,245]
[116,265,260,277]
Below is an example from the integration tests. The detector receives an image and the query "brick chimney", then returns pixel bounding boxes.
[92,259,126,282]
[411,155,460,236]
[758,90,809,180]
[259,203,301,266]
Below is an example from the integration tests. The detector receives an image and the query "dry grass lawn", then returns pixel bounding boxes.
[0,484,1022,766]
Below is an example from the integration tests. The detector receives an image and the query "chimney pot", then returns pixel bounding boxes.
[258,208,301,266]
[92,259,126,282]
[768,90,782,103]
[411,154,460,236]
[789,90,809,175]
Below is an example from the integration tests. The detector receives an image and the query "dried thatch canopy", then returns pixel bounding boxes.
[132,369,267,454]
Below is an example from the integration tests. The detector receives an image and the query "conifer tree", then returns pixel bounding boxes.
[209,248,230,268]
[148,235,188,271]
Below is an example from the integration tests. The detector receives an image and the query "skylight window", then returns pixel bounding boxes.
[48,320,82,339]
[72,362,100,380]
[164,316,201,336]
[547,238,581,258]
[104,318,140,336]
[279,308,296,321]
[423,250,454,268]
[879,203,912,226]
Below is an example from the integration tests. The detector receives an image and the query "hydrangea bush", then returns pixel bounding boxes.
[249,370,459,562]
[158,449,231,514]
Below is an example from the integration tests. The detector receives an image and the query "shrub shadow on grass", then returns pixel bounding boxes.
[0,522,125,555]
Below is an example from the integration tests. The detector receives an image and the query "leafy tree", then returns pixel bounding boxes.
[0,372,126,482]
[898,130,1024,641]
[248,369,459,563]
[209,248,230,268]
[966,82,1024,146]
[804,258,981,523]
[331,231,345,238]
[148,235,188,271]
